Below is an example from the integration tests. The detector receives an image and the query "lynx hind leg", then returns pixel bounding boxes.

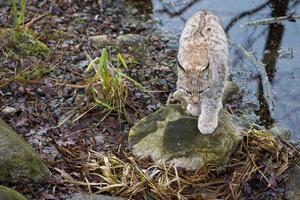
[198,96,222,134]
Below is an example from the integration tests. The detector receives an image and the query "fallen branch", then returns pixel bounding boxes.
[242,13,300,26]
[230,41,275,118]
[225,0,270,32]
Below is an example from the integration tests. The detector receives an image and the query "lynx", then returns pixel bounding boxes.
[176,11,228,134]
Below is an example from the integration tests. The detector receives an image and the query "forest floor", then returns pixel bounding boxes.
[0,1,181,199]
[0,1,297,200]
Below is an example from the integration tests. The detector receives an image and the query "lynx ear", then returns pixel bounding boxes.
[201,63,210,80]
[177,61,186,73]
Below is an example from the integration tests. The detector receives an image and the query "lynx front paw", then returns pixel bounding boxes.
[187,104,200,117]
[198,116,218,134]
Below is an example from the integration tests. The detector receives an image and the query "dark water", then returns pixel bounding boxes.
[151,0,300,139]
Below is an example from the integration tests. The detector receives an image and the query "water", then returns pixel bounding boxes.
[151,0,300,139]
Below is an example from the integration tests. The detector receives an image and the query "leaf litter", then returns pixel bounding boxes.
[55,129,299,200]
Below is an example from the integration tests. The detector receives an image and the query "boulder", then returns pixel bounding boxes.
[0,185,27,200]
[128,104,241,170]
[0,119,51,182]
[269,124,291,140]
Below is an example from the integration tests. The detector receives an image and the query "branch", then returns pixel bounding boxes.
[230,41,275,118]
[242,13,300,26]
[225,0,270,32]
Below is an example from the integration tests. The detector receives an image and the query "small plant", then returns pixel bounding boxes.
[86,48,143,121]
[12,0,27,29]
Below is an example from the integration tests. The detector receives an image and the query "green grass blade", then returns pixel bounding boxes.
[12,0,19,28]
[20,0,26,26]
[117,53,128,69]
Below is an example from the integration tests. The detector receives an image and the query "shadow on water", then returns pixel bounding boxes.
[151,0,300,139]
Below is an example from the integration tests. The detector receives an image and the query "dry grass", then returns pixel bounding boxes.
[55,129,299,200]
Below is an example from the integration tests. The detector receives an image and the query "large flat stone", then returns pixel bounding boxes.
[129,104,241,170]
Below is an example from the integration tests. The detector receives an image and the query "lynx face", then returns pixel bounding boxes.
[176,62,212,116]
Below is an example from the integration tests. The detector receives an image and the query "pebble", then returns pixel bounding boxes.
[131,8,139,15]
[1,106,17,114]
[95,134,105,145]
[89,35,111,48]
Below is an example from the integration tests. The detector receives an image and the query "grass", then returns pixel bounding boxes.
[55,129,299,199]
[12,0,27,29]
[0,61,54,89]
[85,48,146,122]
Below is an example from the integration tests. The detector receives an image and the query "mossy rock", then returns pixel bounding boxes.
[129,104,241,170]
[0,119,51,182]
[0,28,50,58]
[0,186,27,200]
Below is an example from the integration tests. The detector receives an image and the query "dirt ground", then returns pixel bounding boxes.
[0,1,181,199]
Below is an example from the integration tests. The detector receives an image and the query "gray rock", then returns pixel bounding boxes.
[116,34,144,47]
[0,185,27,200]
[0,119,51,182]
[89,35,111,48]
[94,134,105,145]
[131,8,139,15]
[128,104,241,170]
[70,193,127,200]
[285,159,300,200]
[1,106,17,114]
[223,81,239,103]
[269,125,291,140]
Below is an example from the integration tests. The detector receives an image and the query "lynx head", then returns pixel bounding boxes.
[176,61,212,106]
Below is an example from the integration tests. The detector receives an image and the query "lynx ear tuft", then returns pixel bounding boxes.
[177,61,186,72]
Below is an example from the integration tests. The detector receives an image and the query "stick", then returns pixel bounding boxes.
[242,13,300,26]
[225,0,270,32]
[25,12,50,28]
[230,41,275,118]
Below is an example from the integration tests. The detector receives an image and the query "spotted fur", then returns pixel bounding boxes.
[176,11,228,134]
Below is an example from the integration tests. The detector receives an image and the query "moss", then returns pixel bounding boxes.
[0,28,50,59]
[129,104,186,146]
[0,186,27,200]
[15,65,53,81]
[0,119,51,183]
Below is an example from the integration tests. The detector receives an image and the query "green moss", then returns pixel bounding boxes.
[15,65,53,81]
[0,119,51,183]
[0,186,27,200]
[129,104,186,146]
[0,28,50,59]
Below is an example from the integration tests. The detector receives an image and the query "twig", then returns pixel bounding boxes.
[225,0,270,32]
[242,13,300,26]
[230,41,275,118]
[25,12,50,28]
